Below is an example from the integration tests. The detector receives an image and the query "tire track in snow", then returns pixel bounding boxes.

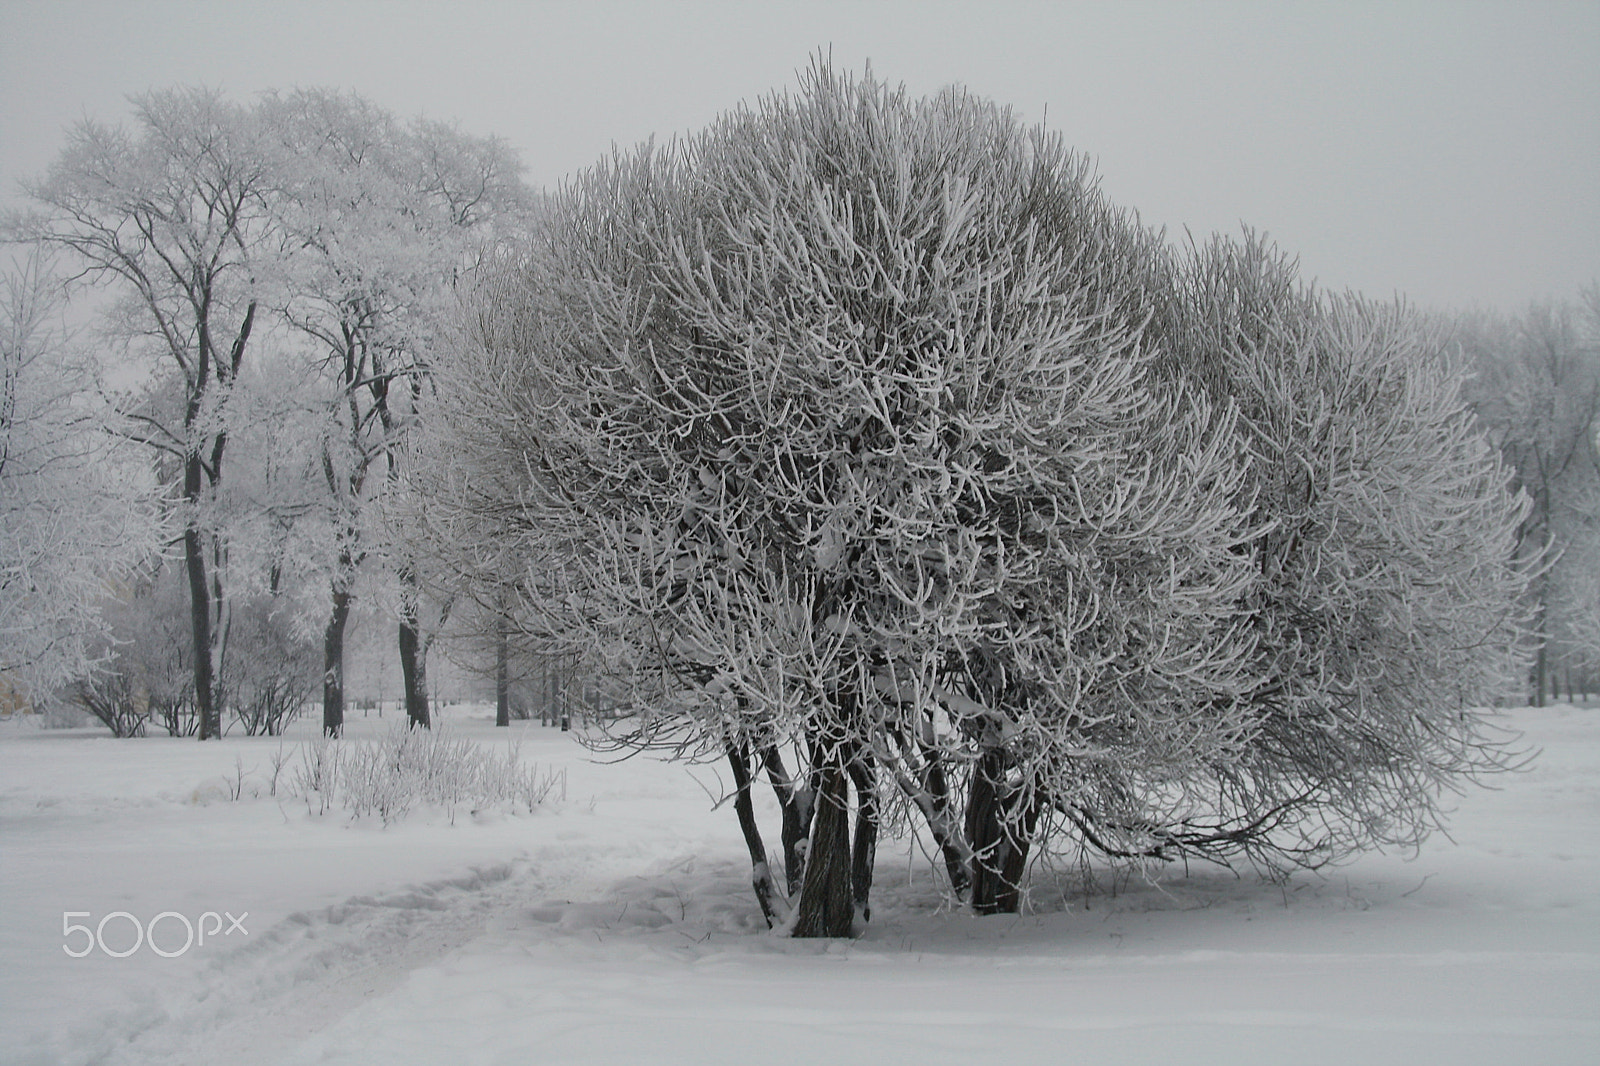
[87,823,721,1066]
[93,861,540,1066]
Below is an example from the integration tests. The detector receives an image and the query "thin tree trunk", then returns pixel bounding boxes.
[558,659,570,731]
[495,616,510,727]
[322,583,352,737]
[188,300,252,742]
[1533,532,1551,707]
[922,751,972,898]
[728,744,782,927]
[891,733,972,898]
[548,664,559,727]
[761,745,813,895]
[183,463,218,741]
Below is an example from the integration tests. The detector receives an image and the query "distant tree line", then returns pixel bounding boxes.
[1457,291,1600,705]
[2,87,533,737]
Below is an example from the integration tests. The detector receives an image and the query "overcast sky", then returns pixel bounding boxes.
[2,0,1596,312]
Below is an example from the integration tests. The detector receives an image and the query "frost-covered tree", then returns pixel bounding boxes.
[9,88,274,738]
[61,336,325,738]
[0,247,160,704]
[423,65,1260,932]
[1459,293,1600,703]
[1130,232,1534,869]
[421,65,1532,933]
[72,558,194,737]
[262,88,531,735]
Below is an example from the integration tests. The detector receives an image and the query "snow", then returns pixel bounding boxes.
[3,704,1598,1065]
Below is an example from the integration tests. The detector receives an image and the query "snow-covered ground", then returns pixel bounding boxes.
[2,703,1596,1065]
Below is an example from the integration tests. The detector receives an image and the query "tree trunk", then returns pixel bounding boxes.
[728,744,782,927]
[923,753,973,898]
[893,735,972,898]
[966,750,1004,911]
[847,752,878,922]
[183,489,218,741]
[495,615,509,728]
[396,557,431,728]
[966,749,1038,915]
[1532,549,1551,708]
[761,745,813,896]
[399,619,429,728]
[322,584,352,737]
[558,663,570,731]
[991,799,1041,914]
[543,665,553,727]
[792,751,854,937]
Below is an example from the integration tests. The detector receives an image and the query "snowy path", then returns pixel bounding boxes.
[3,707,1599,1064]
[276,859,1600,1066]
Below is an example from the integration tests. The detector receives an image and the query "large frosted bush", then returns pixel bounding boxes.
[415,65,1531,932]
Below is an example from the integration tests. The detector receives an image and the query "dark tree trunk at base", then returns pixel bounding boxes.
[322,585,351,737]
[923,753,972,898]
[184,519,218,741]
[762,746,812,896]
[989,799,1041,914]
[399,621,429,729]
[966,749,1039,915]
[495,616,509,728]
[847,754,878,921]
[792,754,855,938]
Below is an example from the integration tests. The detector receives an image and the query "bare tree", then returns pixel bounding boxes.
[0,247,160,704]
[1459,295,1600,704]
[11,89,274,738]
[262,88,531,735]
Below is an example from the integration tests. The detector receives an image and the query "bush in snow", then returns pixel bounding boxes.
[416,61,1531,933]
[69,562,195,737]
[290,723,565,824]
[1069,232,1535,871]
[424,62,1258,932]
[222,592,319,737]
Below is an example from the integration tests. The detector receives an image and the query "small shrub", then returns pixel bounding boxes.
[288,724,563,823]
[69,672,148,737]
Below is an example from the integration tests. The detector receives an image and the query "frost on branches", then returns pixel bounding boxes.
[10,88,272,739]
[0,249,160,706]
[262,88,532,736]
[417,64,1532,935]
[1127,233,1534,869]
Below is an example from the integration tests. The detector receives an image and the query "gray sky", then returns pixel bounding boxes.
[2,0,1596,312]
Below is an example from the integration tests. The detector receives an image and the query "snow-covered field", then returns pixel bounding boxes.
[2,703,1596,1065]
